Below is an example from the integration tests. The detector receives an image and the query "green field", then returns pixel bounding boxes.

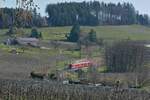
[0,25,150,42]
[38,25,150,41]
[0,25,150,80]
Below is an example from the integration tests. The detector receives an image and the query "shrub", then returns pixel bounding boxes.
[6,27,25,36]
[6,27,17,35]
[67,24,80,42]
[88,29,97,42]
[30,27,42,38]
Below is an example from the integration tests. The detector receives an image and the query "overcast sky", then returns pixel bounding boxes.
[1,0,149,16]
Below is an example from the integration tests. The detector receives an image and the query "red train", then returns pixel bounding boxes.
[69,59,93,69]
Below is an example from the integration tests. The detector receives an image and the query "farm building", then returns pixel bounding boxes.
[16,38,39,47]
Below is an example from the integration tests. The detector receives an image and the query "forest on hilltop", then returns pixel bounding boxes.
[46,1,150,26]
[0,1,150,28]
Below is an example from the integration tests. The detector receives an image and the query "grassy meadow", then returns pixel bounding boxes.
[1,25,150,42]
[0,25,150,82]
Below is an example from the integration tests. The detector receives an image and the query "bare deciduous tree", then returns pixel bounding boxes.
[105,40,147,72]
[105,40,150,88]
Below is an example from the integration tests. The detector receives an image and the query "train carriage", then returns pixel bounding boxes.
[69,59,93,69]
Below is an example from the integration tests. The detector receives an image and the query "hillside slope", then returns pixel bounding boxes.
[0,25,150,41]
